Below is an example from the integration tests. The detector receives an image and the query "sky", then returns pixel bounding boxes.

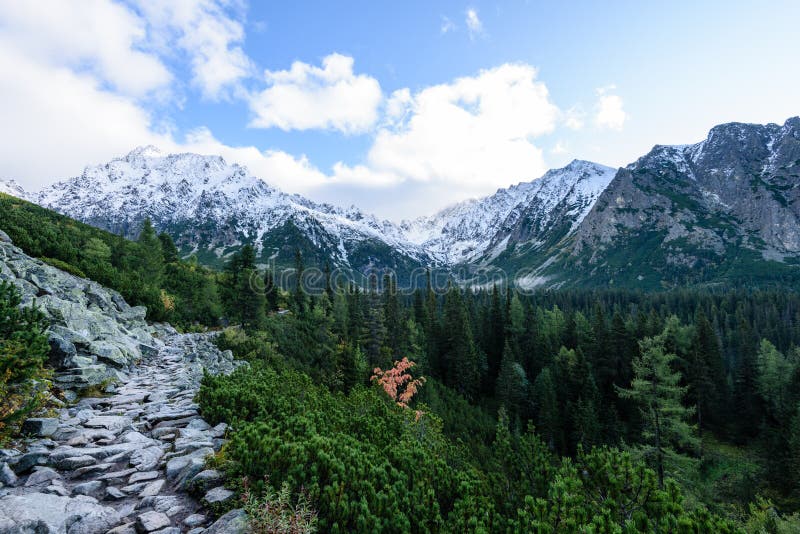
[0,1,798,221]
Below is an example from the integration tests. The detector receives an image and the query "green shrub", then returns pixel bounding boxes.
[0,282,51,438]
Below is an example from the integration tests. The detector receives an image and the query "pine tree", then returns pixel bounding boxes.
[383,273,401,357]
[135,217,164,282]
[240,244,256,270]
[688,308,727,437]
[332,289,349,339]
[532,367,559,450]
[486,284,505,381]
[364,275,387,368]
[263,269,279,312]
[347,284,364,345]
[158,232,179,263]
[293,248,307,314]
[424,271,440,375]
[732,311,760,440]
[441,284,481,400]
[617,335,697,487]
[238,268,265,331]
[495,341,527,421]
[0,282,50,428]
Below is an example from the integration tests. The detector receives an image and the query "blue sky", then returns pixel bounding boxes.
[0,1,798,220]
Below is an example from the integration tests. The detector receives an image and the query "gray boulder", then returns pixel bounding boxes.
[0,492,120,533]
[20,418,58,438]
[204,508,248,534]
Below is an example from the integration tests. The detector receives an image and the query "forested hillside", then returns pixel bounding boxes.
[5,194,800,531]
[0,193,221,327]
[195,244,800,531]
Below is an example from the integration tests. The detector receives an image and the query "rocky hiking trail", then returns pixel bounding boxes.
[0,333,247,534]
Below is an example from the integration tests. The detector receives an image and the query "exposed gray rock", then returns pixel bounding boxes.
[139,479,165,498]
[0,492,120,533]
[105,486,126,500]
[21,418,58,438]
[0,239,166,390]
[130,446,164,471]
[204,508,248,534]
[108,522,137,534]
[203,486,235,505]
[24,467,61,487]
[569,117,800,286]
[129,471,160,484]
[8,450,48,474]
[0,465,17,488]
[58,455,97,470]
[84,415,131,431]
[72,480,105,499]
[190,470,223,493]
[183,513,206,528]
[135,510,171,532]
[0,244,241,533]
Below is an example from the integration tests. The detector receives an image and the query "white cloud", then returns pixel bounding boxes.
[550,141,568,155]
[465,8,483,38]
[132,0,254,100]
[440,16,456,34]
[595,94,628,130]
[0,0,171,97]
[181,127,331,191]
[564,106,585,130]
[335,63,559,196]
[248,53,383,134]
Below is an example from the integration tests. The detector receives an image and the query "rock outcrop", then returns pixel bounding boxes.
[0,232,247,532]
[0,234,166,392]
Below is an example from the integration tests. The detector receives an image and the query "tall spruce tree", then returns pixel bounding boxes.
[441,284,481,399]
[263,268,279,312]
[238,267,265,331]
[617,335,697,487]
[495,341,528,422]
[158,232,179,263]
[688,308,727,437]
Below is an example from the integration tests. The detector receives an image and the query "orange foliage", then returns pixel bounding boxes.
[371,357,426,411]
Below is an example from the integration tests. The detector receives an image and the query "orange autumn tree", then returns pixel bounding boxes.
[371,357,426,409]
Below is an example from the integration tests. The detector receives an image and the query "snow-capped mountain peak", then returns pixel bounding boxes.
[401,160,616,264]
[0,178,27,198]
[6,147,619,275]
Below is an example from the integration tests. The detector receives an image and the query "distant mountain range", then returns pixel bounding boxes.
[2,117,799,289]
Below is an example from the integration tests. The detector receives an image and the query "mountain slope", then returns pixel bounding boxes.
[401,160,616,266]
[30,147,434,277]
[4,117,799,290]
[531,117,800,288]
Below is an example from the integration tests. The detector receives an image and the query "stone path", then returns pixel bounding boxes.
[0,333,247,534]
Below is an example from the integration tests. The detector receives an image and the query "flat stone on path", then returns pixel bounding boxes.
[58,454,97,470]
[204,486,235,505]
[24,467,61,486]
[84,415,131,431]
[139,479,165,498]
[21,418,59,437]
[129,470,160,483]
[136,510,171,532]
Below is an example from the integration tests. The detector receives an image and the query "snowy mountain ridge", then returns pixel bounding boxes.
[401,160,616,264]
[2,148,614,272]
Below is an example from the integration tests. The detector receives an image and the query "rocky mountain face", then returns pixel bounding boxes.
[4,150,614,281]
[3,117,799,289]
[558,117,800,288]
[0,229,163,392]
[0,179,25,198]
[401,160,616,267]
